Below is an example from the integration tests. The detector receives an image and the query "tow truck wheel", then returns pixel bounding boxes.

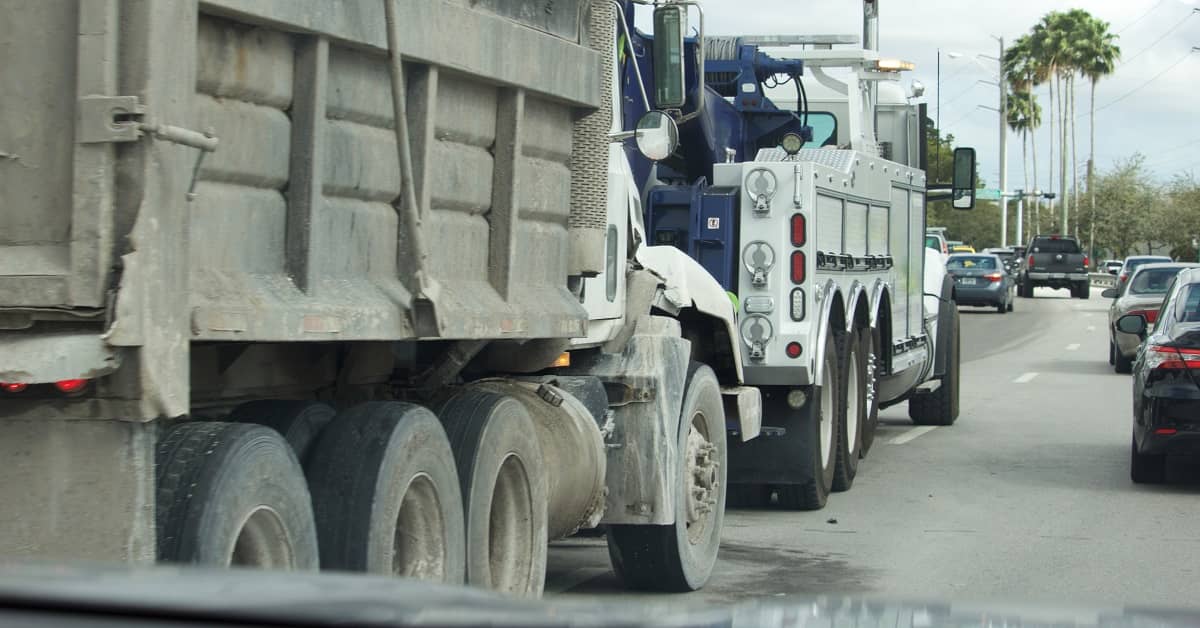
[156,422,319,569]
[307,402,466,584]
[833,327,865,491]
[440,390,548,596]
[859,326,882,456]
[608,363,726,592]
[909,307,960,426]
[775,328,841,510]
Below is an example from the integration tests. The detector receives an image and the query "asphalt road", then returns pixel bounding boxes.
[545,286,1200,609]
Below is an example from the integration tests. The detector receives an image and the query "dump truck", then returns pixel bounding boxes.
[0,0,762,595]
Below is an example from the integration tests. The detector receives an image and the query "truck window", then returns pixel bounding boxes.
[1029,239,1080,254]
[925,235,940,251]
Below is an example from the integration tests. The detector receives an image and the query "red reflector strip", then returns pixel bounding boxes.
[790,214,806,247]
[54,379,88,394]
[786,342,803,358]
[1,383,27,393]
[1155,428,1178,435]
[791,251,806,284]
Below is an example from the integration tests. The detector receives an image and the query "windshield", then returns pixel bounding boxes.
[1029,238,1080,253]
[925,235,940,251]
[1129,267,1183,295]
[947,256,997,270]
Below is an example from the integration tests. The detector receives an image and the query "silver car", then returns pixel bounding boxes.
[1104,262,1200,373]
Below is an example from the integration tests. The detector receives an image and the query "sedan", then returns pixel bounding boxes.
[1104,263,1200,373]
[1103,259,1123,275]
[1118,267,1200,483]
[947,253,1014,314]
[1117,255,1172,290]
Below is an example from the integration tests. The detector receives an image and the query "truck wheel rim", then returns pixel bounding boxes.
[488,454,535,593]
[230,506,295,569]
[820,355,835,468]
[846,350,860,447]
[684,412,718,545]
[392,473,448,581]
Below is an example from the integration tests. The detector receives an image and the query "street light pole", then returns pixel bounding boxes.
[996,36,1007,248]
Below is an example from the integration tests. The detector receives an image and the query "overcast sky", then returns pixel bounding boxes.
[692,0,1200,190]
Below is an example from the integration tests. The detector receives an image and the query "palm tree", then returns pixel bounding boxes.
[1075,14,1120,259]
[1006,88,1042,243]
[1030,14,1068,230]
[1004,36,1044,236]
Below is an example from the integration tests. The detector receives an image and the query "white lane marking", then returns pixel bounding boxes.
[889,425,938,445]
[1087,326,1096,331]
[1013,372,1039,383]
[1066,343,1080,351]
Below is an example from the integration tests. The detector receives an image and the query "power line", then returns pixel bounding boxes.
[1082,47,1197,119]
[1115,9,1197,70]
[944,107,981,130]
[1118,0,1167,34]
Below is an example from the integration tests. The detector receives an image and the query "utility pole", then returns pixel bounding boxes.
[996,36,1008,248]
[936,48,941,169]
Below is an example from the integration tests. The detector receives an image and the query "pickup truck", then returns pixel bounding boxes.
[1018,235,1090,299]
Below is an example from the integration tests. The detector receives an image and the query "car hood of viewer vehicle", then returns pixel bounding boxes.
[1,563,1200,627]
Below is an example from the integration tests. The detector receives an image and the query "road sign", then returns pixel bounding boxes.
[976,188,1001,201]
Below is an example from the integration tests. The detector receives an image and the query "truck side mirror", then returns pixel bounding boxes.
[952,147,976,210]
[652,5,687,109]
[634,111,679,161]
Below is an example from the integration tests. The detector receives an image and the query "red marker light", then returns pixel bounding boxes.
[54,379,88,394]
[790,214,807,247]
[1155,428,1178,435]
[786,342,803,358]
[1,383,27,393]
[790,251,806,284]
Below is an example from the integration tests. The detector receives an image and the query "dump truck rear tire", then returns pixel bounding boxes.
[440,390,548,596]
[156,422,318,569]
[228,400,335,465]
[306,402,466,584]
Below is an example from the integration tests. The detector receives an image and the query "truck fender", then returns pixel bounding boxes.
[811,278,845,386]
[868,278,890,330]
[843,280,869,332]
[632,245,760,440]
[932,273,955,378]
[634,245,743,382]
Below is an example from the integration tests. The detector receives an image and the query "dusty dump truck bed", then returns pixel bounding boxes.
[0,0,607,345]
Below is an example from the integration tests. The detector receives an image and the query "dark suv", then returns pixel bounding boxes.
[1019,235,1089,299]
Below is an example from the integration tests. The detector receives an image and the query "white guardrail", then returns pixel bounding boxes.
[1090,273,1117,288]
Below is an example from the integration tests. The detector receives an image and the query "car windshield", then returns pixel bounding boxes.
[1029,238,1080,253]
[1129,267,1182,295]
[947,256,996,270]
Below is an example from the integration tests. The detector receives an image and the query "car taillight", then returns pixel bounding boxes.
[1,383,27,393]
[1028,255,1035,267]
[1130,309,1159,324]
[790,251,806,284]
[1145,345,1200,370]
[985,272,1003,282]
[1119,271,1129,284]
[54,379,88,394]
[790,214,806,247]
[1083,255,1090,268]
